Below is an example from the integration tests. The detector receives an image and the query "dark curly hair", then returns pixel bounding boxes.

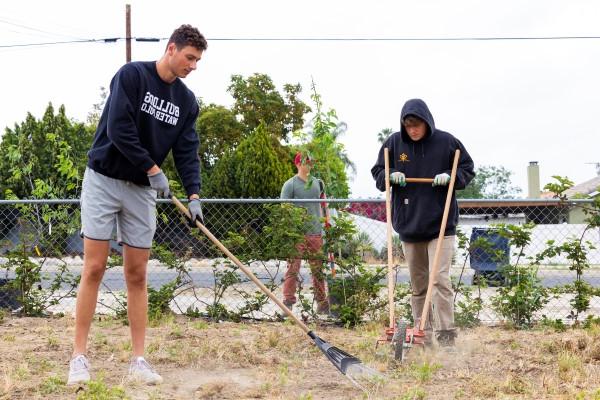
[168,24,207,51]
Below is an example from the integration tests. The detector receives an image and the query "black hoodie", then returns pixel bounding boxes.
[87,61,200,196]
[371,99,475,242]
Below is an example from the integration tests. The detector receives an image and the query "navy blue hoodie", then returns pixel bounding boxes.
[88,61,200,196]
[371,99,475,242]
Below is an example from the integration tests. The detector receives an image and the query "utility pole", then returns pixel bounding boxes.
[125,4,131,63]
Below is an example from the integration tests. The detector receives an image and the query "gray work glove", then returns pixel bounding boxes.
[433,173,451,186]
[188,198,204,227]
[148,171,170,198]
[390,171,406,187]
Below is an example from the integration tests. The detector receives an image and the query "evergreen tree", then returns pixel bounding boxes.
[206,122,292,198]
[0,103,92,199]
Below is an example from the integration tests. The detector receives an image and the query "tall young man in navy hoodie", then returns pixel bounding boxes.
[68,25,207,385]
[371,99,475,347]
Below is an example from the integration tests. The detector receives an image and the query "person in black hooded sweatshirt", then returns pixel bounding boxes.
[68,24,207,386]
[371,98,475,347]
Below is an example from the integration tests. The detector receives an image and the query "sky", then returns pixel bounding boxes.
[1,0,599,198]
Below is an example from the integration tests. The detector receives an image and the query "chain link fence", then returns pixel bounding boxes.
[0,198,598,325]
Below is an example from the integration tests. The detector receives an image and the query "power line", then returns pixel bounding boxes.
[209,35,600,41]
[0,37,162,48]
[0,18,88,41]
[2,34,600,48]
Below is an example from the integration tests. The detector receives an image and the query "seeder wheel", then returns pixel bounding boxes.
[392,320,408,361]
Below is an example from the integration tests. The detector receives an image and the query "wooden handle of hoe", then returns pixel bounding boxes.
[384,148,395,329]
[171,195,311,334]
[405,177,434,183]
[418,149,461,331]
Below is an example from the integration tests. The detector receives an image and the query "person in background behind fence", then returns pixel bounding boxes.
[371,98,475,347]
[280,151,331,314]
[68,25,207,386]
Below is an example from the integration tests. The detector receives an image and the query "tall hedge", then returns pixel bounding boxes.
[207,122,293,199]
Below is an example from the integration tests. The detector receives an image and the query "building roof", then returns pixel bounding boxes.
[564,176,600,198]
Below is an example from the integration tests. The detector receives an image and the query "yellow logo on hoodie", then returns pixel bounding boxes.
[399,153,410,162]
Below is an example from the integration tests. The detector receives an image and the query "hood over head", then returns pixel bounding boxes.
[400,98,436,141]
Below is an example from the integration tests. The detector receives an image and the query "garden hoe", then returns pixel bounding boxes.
[170,195,383,390]
[377,148,460,362]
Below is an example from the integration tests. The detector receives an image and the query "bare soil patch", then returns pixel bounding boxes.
[1,314,600,399]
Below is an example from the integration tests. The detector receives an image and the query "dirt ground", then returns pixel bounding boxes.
[2,314,600,400]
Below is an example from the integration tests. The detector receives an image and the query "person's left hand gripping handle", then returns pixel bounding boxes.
[188,199,204,227]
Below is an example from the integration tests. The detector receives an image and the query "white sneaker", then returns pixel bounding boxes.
[128,356,163,385]
[67,354,91,385]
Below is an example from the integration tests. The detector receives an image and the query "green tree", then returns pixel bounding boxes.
[227,73,311,141]
[196,103,244,170]
[86,86,108,128]
[376,127,393,144]
[293,82,351,199]
[206,122,292,198]
[458,165,521,199]
[0,103,92,199]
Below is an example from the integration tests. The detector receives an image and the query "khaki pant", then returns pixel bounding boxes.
[402,236,456,340]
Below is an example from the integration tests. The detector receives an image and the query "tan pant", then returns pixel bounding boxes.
[402,236,456,339]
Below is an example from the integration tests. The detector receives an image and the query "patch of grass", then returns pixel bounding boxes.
[508,339,520,350]
[93,332,109,349]
[539,340,561,354]
[39,375,66,395]
[76,378,128,400]
[586,341,600,361]
[469,374,500,398]
[121,340,132,352]
[398,386,426,400]
[267,330,280,348]
[583,315,600,331]
[149,312,175,328]
[147,390,162,400]
[166,342,185,361]
[502,373,530,394]
[32,357,54,373]
[410,361,441,383]
[278,363,289,385]
[1,364,15,394]
[558,351,584,382]
[146,341,161,355]
[356,321,383,338]
[539,316,567,332]
[46,334,60,350]
[96,315,118,329]
[192,320,209,330]
[2,334,15,342]
[15,363,30,380]
[169,323,184,339]
[572,389,600,400]
[259,382,273,396]
[298,393,314,400]
[0,309,5,324]
[587,325,600,339]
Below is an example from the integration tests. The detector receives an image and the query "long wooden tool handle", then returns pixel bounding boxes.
[419,149,460,331]
[384,148,395,329]
[171,196,311,334]
[405,178,434,183]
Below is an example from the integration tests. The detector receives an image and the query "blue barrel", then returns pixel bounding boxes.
[469,228,509,272]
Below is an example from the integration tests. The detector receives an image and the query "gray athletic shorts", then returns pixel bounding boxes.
[81,168,157,249]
